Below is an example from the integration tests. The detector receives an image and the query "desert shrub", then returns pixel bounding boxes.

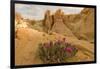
[38,38,78,64]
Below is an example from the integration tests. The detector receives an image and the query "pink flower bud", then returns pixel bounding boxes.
[65,47,73,53]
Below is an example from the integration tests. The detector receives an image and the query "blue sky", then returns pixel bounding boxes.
[15,3,83,20]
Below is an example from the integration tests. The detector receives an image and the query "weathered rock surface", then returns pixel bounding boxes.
[43,8,95,43]
[15,13,28,30]
[63,8,94,43]
[43,9,77,39]
[52,9,77,39]
[43,10,53,33]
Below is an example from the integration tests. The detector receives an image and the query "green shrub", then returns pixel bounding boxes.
[38,38,78,64]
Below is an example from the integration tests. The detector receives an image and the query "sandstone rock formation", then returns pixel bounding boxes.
[15,13,28,30]
[43,9,77,39]
[63,8,95,43]
[15,13,28,39]
[43,10,53,33]
[51,9,77,39]
[43,8,95,43]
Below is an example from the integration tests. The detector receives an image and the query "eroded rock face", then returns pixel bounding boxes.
[43,10,53,33]
[79,8,94,43]
[43,9,77,39]
[53,9,64,22]
[15,13,28,29]
[51,9,77,39]
[43,8,95,43]
[63,8,95,43]
[15,13,29,39]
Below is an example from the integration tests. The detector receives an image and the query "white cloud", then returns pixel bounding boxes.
[15,3,83,20]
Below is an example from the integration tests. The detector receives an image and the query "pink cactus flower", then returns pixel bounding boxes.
[65,47,73,53]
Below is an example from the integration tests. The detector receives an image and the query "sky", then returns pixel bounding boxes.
[15,3,84,20]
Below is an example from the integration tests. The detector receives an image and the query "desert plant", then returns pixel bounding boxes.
[38,38,78,64]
